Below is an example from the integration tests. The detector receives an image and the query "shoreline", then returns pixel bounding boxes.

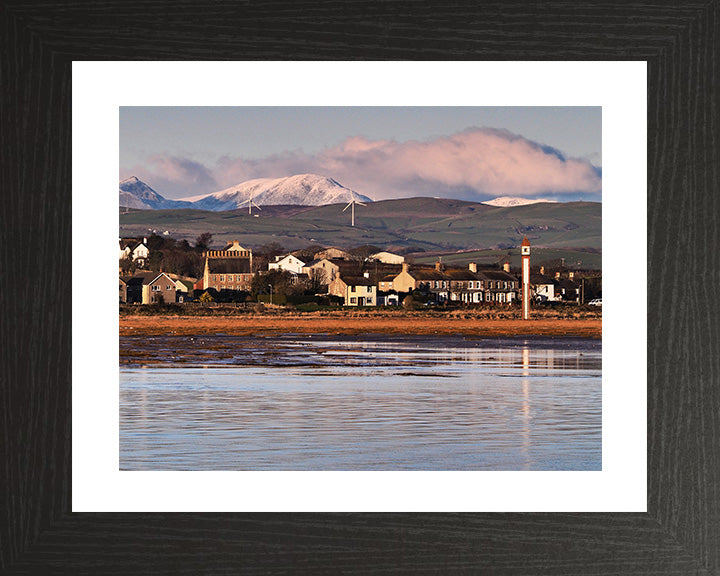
[120,314,602,339]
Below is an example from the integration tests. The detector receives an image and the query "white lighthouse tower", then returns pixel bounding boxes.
[521,236,531,320]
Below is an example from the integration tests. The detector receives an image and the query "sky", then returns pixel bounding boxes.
[120,107,602,202]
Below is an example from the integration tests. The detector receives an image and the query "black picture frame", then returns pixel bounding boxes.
[2,2,719,574]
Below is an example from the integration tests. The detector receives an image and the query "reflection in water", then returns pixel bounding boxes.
[120,336,601,471]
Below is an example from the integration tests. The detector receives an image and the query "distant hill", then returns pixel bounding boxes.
[119,177,191,210]
[180,174,372,210]
[120,196,601,254]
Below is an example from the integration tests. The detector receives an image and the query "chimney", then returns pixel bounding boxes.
[143,237,147,244]
[402,262,409,273]
[555,272,561,280]
[468,262,477,273]
[503,261,510,273]
[435,260,444,272]
[540,266,545,275]
[363,271,370,279]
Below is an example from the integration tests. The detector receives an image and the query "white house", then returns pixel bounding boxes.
[119,238,149,264]
[328,274,377,306]
[269,254,306,274]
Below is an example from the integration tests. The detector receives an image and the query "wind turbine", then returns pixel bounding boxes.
[342,191,366,227]
[238,190,261,215]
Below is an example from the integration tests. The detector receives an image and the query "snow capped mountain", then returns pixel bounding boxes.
[482,196,557,207]
[185,174,373,211]
[119,177,191,210]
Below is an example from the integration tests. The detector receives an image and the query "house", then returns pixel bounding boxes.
[328,274,377,306]
[201,241,254,291]
[378,273,397,292]
[445,265,484,303]
[367,251,405,265]
[530,272,558,302]
[269,254,305,274]
[556,275,581,302]
[173,278,195,302]
[119,276,131,303]
[143,272,179,304]
[392,262,451,301]
[119,237,149,265]
[476,270,518,303]
[301,258,340,284]
[122,271,179,304]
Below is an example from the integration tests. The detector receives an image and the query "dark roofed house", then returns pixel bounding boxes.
[476,270,518,304]
[328,274,377,306]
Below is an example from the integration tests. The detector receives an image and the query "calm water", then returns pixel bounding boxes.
[120,335,601,470]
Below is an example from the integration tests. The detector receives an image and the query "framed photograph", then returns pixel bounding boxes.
[3,3,718,574]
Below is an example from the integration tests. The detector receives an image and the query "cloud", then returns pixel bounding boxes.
[120,155,218,199]
[124,128,602,201]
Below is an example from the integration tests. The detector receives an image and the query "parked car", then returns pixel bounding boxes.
[588,298,602,306]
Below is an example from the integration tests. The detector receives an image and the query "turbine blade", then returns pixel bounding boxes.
[343,203,351,211]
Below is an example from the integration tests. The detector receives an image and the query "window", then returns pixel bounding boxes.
[151,285,160,291]
[351,285,356,292]
[166,284,172,290]
[350,297,357,304]
[503,281,508,289]
[486,293,490,301]
[219,275,224,282]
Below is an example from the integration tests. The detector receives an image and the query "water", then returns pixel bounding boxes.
[120,335,601,471]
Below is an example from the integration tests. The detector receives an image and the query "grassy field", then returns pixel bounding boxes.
[411,247,602,270]
[120,197,601,253]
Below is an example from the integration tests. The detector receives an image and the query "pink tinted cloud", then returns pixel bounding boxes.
[126,128,601,201]
[210,128,601,201]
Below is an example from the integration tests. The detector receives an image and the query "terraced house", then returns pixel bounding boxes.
[383,261,518,304]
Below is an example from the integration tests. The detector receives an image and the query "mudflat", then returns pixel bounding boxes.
[120,314,601,338]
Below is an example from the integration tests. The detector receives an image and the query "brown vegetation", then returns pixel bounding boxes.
[120,311,601,339]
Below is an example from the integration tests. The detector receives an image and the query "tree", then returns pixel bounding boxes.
[199,291,214,302]
[307,267,328,294]
[349,244,381,260]
[293,244,324,264]
[257,242,285,259]
[119,256,136,275]
[195,232,213,251]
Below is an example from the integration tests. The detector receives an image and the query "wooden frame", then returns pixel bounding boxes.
[2,2,718,573]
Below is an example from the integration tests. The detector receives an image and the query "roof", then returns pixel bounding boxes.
[337,276,374,286]
[478,270,517,282]
[444,268,478,281]
[521,236,531,246]
[207,258,252,274]
[274,254,305,265]
[410,269,448,281]
[380,274,396,282]
[223,240,248,251]
[304,258,338,268]
[530,273,555,285]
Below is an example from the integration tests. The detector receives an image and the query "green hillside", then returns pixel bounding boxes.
[119,198,601,254]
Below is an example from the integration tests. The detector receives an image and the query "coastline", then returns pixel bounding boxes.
[120,314,602,339]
